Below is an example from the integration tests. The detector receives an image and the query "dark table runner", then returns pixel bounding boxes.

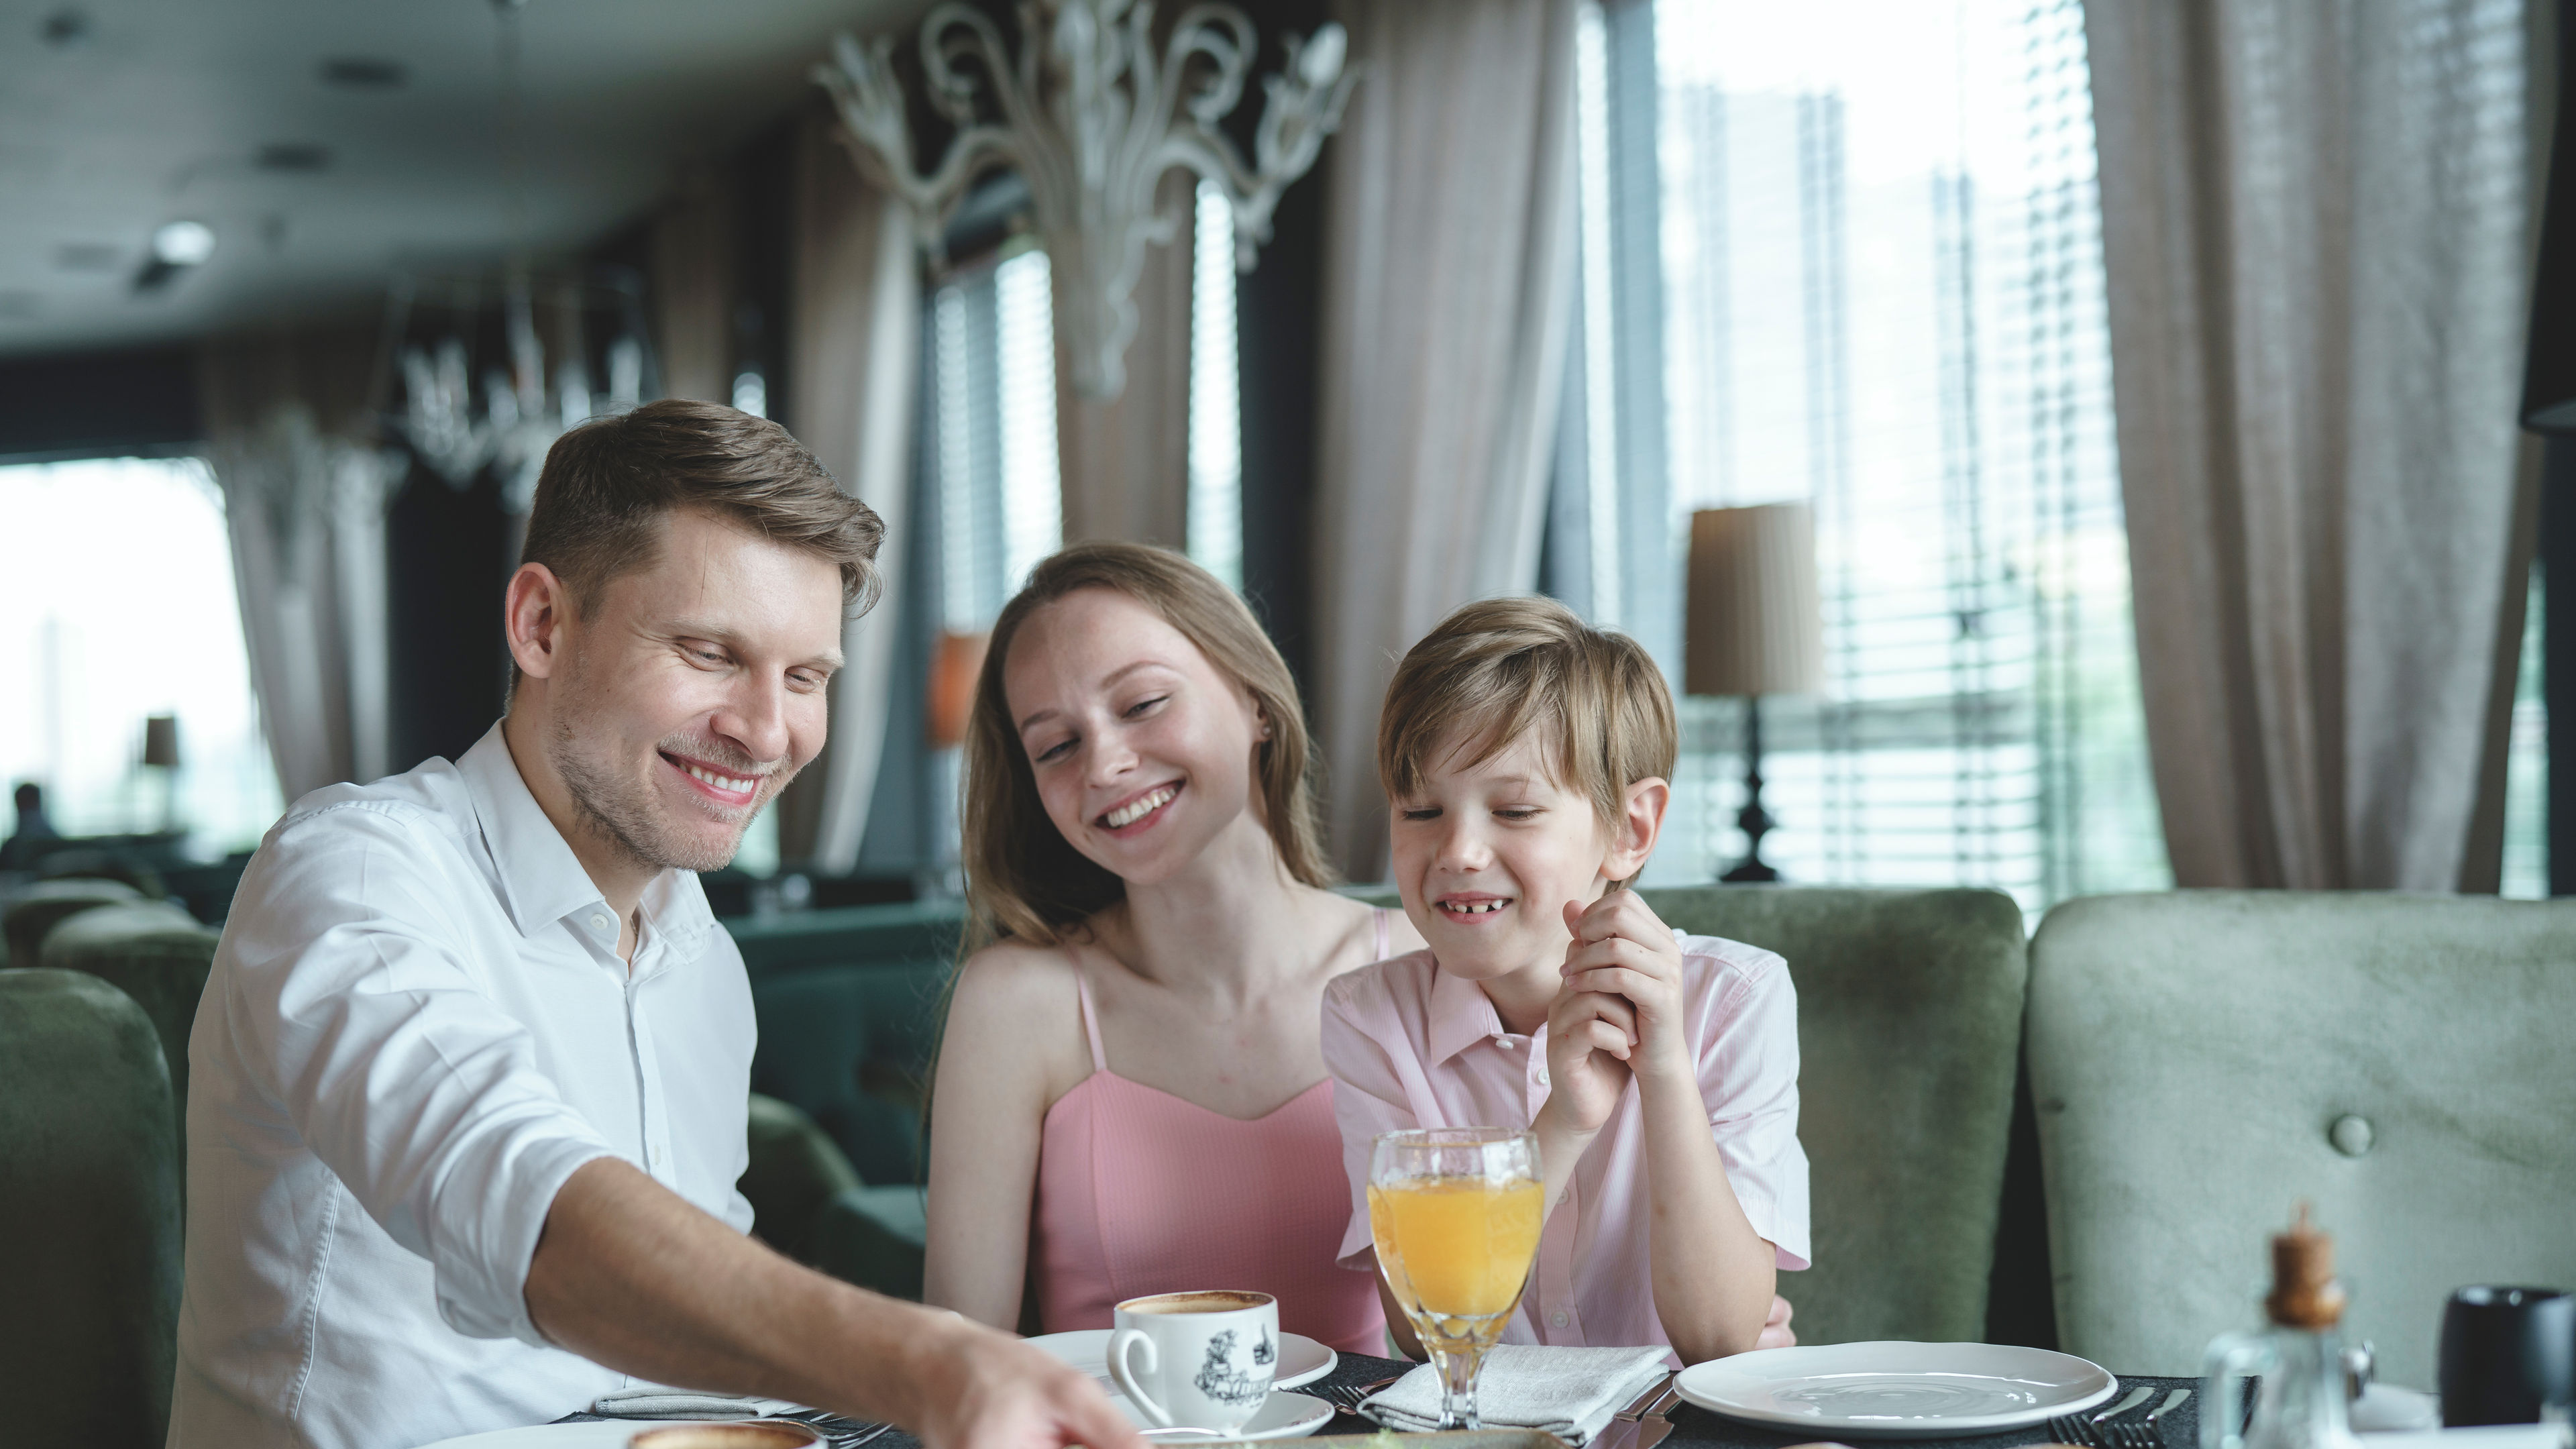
[782,1352,2199,1449]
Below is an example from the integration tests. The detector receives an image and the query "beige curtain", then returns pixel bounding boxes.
[1310,0,1581,879]
[652,160,736,405]
[2086,0,2530,891]
[1055,170,1197,549]
[199,329,399,802]
[775,106,922,873]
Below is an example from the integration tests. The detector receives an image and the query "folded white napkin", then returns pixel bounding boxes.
[1363,1345,1672,1446]
[2350,1426,2573,1449]
[590,1386,802,1420]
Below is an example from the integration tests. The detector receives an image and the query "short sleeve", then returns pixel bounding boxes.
[1318,977,1419,1271]
[1692,945,1811,1271]
[220,806,619,1344]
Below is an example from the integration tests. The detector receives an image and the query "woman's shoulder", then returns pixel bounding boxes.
[952,934,1087,1020]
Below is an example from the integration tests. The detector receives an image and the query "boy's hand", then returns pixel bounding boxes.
[1541,972,1637,1136]
[1558,892,1692,1083]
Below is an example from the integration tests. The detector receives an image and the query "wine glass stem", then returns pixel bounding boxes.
[1431,1342,1486,1430]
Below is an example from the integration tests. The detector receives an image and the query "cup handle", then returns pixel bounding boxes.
[1108,1329,1171,1428]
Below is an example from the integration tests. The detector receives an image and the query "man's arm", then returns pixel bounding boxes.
[527,1159,1142,1449]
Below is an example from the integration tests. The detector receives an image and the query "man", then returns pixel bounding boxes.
[174,401,1139,1449]
[1,780,58,868]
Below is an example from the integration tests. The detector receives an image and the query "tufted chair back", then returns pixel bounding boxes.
[2,875,146,967]
[41,900,220,1166]
[0,968,183,1449]
[2029,892,2576,1386]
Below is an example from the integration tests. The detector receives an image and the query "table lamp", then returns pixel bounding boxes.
[925,631,990,751]
[141,713,181,833]
[1685,504,1823,883]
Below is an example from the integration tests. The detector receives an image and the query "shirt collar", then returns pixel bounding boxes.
[1427,961,1514,1065]
[456,722,714,957]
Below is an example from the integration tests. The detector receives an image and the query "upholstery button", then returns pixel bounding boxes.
[1550,1310,1568,1328]
[2330,1114,2373,1157]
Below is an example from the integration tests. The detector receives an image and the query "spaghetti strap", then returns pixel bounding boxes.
[1071,961,1109,1073]
[1371,907,1392,962]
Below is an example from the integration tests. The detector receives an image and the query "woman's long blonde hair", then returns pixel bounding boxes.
[961,542,1334,948]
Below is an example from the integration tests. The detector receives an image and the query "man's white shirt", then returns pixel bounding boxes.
[172,723,757,1449]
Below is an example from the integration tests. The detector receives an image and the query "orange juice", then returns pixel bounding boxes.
[1367,1177,1544,1325]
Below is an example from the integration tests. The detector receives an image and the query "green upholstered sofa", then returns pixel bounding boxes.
[1,875,146,967]
[1639,886,2032,1346]
[40,901,221,1165]
[2028,892,2576,1387]
[0,969,184,1449]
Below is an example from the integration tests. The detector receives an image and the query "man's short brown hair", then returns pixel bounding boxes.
[521,398,884,616]
[1379,595,1678,827]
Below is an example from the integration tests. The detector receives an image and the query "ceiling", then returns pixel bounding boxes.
[0,0,930,359]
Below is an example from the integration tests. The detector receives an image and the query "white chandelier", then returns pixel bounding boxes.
[816,0,1357,402]
[388,0,648,511]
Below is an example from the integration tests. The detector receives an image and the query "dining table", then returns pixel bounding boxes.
[553,1352,2208,1449]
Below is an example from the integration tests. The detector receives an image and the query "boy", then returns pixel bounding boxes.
[1322,596,1809,1364]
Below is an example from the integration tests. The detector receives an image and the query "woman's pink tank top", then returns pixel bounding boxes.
[1029,912,1391,1354]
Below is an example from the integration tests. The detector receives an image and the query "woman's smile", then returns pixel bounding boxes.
[1096,780,1183,834]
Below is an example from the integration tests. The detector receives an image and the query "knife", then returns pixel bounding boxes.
[1615,1375,1677,1422]
[2094,1387,2156,1423]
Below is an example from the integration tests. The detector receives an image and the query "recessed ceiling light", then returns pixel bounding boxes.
[256,143,332,173]
[151,220,216,266]
[38,7,89,48]
[320,56,407,89]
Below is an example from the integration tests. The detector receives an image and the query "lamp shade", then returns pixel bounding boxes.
[140,714,181,769]
[1684,504,1823,698]
[926,631,990,749]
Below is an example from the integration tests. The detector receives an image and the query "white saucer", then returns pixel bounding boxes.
[413,1423,717,1449]
[1027,1329,1338,1391]
[1674,1341,2118,1440]
[1111,1389,1334,1442]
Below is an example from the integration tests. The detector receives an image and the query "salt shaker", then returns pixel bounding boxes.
[2202,1204,2363,1449]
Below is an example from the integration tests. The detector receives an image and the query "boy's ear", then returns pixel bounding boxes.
[1602,776,1670,883]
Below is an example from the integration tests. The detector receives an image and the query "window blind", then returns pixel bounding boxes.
[928,246,1063,632]
[1576,0,2169,910]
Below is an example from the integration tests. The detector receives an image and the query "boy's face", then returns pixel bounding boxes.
[1387,731,1617,981]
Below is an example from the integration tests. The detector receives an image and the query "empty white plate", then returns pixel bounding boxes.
[1027,1329,1337,1392]
[1674,1341,2118,1440]
[1112,1389,1334,1442]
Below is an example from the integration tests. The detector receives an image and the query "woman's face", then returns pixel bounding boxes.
[1002,587,1269,886]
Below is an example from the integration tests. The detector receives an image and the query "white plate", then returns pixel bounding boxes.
[1674,1341,2118,1440]
[1027,1329,1338,1391]
[1111,1389,1334,1442]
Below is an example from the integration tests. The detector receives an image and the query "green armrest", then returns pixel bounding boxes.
[1640,886,2030,1346]
[3,877,146,968]
[809,1186,928,1302]
[743,1091,865,1263]
[2029,892,2576,1387]
[40,901,217,1160]
[0,969,182,1449]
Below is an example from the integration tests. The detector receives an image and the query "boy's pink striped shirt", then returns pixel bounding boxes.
[1320,932,1811,1361]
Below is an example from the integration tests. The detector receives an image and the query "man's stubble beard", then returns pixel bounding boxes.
[547,659,786,875]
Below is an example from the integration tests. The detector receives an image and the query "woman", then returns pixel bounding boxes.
[924,543,1415,1353]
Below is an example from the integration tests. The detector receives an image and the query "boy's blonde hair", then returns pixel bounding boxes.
[1378,596,1677,826]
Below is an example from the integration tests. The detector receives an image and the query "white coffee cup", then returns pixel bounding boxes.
[1104,1290,1279,1432]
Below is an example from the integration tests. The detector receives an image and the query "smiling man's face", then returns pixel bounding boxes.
[539,506,845,874]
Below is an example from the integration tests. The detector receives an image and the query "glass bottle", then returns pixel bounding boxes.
[2203,1205,2363,1449]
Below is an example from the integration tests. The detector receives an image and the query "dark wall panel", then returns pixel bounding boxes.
[0,346,201,462]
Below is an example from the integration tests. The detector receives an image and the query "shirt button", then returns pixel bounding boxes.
[648,1145,663,1167]
[589,913,610,933]
[1536,1067,1551,1086]
[1550,1310,1569,1328]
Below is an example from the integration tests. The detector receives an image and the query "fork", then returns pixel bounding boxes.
[1313,1375,1402,1414]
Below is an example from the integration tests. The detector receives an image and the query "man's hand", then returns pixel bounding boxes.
[902,1316,1144,1449]
[1758,1293,1796,1350]
[1558,892,1691,1081]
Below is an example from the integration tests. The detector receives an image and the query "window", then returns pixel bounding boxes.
[0,455,282,855]
[1189,178,1245,590]
[929,244,1064,631]
[2502,570,2545,898]
[1574,0,2168,910]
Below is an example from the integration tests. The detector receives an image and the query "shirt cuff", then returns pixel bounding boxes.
[1731,1184,1811,1272]
[432,1132,619,1346]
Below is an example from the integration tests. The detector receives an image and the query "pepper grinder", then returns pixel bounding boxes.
[2202,1204,2363,1449]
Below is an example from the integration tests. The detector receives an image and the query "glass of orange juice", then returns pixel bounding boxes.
[1367,1127,1544,1430]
